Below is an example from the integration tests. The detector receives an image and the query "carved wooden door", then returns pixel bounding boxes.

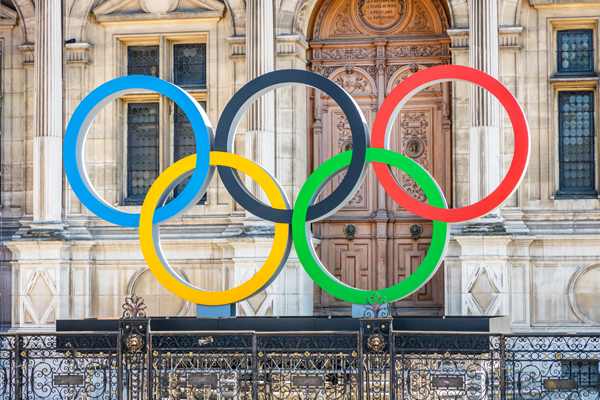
[307,0,451,315]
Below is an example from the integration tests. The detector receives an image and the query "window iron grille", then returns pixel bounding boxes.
[557,30,594,73]
[127,46,159,77]
[558,91,596,195]
[174,44,206,86]
[173,103,207,204]
[127,103,159,203]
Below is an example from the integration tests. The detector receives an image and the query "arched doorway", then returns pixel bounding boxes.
[307,0,451,316]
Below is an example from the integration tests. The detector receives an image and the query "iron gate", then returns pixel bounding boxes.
[1,319,600,399]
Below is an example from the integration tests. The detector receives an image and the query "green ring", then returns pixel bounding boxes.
[292,147,449,304]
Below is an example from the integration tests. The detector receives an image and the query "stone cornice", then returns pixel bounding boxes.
[93,0,224,24]
[531,0,600,7]
[95,11,222,24]
[1,6,18,26]
[447,27,523,52]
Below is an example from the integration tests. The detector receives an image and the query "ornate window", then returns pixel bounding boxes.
[558,91,596,196]
[173,103,207,204]
[174,44,206,86]
[557,30,593,74]
[126,103,159,203]
[127,46,159,77]
[122,40,207,205]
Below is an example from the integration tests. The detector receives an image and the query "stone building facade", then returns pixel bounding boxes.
[0,0,599,333]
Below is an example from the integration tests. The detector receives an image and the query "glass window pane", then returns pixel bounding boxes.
[127,46,159,77]
[559,91,595,192]
[127,103,159,202]
[557,30,593,73]
[174,44,206,86]
[173,102,207,204]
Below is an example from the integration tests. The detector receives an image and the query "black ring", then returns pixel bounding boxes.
[215,70,369,224]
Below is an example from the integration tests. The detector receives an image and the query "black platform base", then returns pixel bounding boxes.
[56,315,508,333]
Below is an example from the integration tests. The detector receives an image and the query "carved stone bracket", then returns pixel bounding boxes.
[65,42,92,66]
[19,44,35,68]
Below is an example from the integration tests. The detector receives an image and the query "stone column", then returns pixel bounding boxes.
[31,0,64,232]
[245,0,275,206]
[468,0,502,224]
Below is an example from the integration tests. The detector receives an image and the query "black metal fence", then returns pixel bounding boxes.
[1,319,600,400]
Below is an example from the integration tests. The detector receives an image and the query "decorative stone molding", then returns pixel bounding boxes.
[228,36,245,58]
[530,0,600,5]
[454,235,513,317]
[499,26,523,50]
[463,262,509,316]
[6,240,73,330]
[446,27,523,51]
[320,47,376,60]
[386,44,449,59]
[568,264,600,325]
[65,42,92,66]
[295,1,309,36]
[126,267,192,316]
[18,44,35,68]
[311,0,449,40]
[447,28,468,51]
[276,35,309,59]
[1,5,18,26]
[140,0,180,14]
[93,0,224,23]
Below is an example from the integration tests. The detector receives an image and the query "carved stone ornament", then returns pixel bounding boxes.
[407,0,430,31]
[358,0,406,31]
[296,2,309,32]
[386,45,448,58]
[398,112,429,203]
[333,4,359,34]
[140,0,180,14]
[321,48,376,60]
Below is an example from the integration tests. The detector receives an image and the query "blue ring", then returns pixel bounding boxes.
[64,75,213,227]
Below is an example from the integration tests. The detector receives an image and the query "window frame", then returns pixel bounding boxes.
[124,102,161,204]
[556,90,596,195]
[172,102,208,205]
[556,29,594,75]
[550,19,597,77]
[553,84,599,200]
[549,19,600,200]
[117,35,208,206]
[173,43,207,88]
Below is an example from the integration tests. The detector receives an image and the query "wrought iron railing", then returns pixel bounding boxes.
[2,323,600,399]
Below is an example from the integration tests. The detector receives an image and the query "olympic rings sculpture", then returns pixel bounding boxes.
[64,65,530,306]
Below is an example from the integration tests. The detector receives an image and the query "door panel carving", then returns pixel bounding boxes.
[308,0,451,316]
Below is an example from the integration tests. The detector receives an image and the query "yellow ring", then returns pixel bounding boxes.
[140,151,291,305]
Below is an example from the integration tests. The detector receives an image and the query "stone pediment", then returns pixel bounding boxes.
[1,4,18,26]
[93,0,224,22]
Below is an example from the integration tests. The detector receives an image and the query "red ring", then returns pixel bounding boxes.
[372,65,530,223]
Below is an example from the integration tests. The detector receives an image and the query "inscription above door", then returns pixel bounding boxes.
[358,0,406,30]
